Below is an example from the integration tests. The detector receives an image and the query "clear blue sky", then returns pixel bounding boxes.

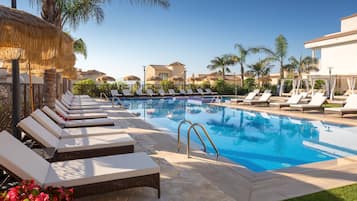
[1,0,357,79]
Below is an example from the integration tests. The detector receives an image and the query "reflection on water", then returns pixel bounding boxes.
[122,98,357,172]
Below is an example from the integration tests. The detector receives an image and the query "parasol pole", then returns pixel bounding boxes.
[11,0,21,139]
[28,61,34,112]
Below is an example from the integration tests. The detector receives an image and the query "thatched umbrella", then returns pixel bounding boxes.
[148,76,162,81]
[0,5,69,139]
[96,75,116,83]
[124,75,140,81]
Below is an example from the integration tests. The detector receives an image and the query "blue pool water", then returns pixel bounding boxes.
[121,98,357,172]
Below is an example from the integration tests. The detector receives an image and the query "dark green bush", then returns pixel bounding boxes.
[160,80,175,91]
[73,79,97,97]
[244,78,256,91]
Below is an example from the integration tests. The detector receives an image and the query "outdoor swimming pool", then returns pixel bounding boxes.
[121,98,357,172]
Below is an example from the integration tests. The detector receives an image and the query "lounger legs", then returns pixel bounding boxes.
[72,173,160,198]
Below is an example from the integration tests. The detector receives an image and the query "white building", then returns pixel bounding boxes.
[304,13,357,96]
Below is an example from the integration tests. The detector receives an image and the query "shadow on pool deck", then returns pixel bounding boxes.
[78,101,357,201]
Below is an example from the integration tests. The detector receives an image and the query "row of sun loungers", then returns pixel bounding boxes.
[111,88,218,97]
[230,90,357,116]
[0,91,161,198]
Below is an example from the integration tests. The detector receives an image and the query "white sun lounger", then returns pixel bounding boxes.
[179,89,186,95]
[17,117,135,160]
[55,100,104,114]
[42,106,114,128]
[122,89,134,97]
[243,92,272,105]
[231,92,257,103]
[205,88,218,95]
[31,109,123,139]
[0,131,160,198]
[55,104,108,120]
[290,94,327,112]
[270,94,303,108]
[146,89,156,96]
[60,97,100,110]
[197,88,209,95]
[62,95,98,106]
[136,89,146,96]
[325,94,357,116]
[168,89,178,96]
[111,90,122,97]
[158,89,166,96]
[66,90,90,98]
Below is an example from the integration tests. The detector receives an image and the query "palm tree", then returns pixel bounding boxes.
[73,38,87,58]
[247,59,272,87]
[234,44,262,87]
[285,56,319,78]
[207,55,236,80]
[260,34,288,82]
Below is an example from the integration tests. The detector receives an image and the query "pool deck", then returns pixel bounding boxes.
[80,99,357,201]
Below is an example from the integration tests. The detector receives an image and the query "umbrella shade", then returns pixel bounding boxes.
[171,76,184,81]
[148,76,162,81]
[0,5,74,70]
[124,75,140,81]
[96,75,116,82]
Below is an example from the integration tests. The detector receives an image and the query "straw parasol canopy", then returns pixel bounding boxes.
[124,75,140,81]
[148,76,162,81]
[96,75,116,83]
[0,5,74,71]
[171,76,184,82]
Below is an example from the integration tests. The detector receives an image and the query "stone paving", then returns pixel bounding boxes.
[80,99,357,201]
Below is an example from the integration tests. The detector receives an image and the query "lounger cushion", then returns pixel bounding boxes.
[64,118,115,128]
[55,105,108,120]
[32,109,64,138]
[325,108,357,112]
[56,134,135,153]
[18,117,60,148]
[0,131,50,185]
[62,126,123,138]
[56,100,104,114]
[45,152,159,187]
[43,106,66,125]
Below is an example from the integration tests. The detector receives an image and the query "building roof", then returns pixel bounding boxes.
[78,69,105,76]
[148,65,171,71]
[304,30,357,45]
[341,13,357,21]
[169,62,185,66]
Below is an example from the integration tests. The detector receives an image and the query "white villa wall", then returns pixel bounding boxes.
[341,16,357,32]
[312,42,357,75]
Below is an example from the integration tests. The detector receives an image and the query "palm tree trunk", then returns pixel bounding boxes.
[222,67,225,80]
[43,69,56,109]
[240,63,244,87]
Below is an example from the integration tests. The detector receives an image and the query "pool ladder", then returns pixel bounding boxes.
[177,120,219,159]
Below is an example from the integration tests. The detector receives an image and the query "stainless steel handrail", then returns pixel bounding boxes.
[177,120,207,153]
[187,123,219,160]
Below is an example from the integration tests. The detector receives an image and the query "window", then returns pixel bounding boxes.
[159,73,169,80]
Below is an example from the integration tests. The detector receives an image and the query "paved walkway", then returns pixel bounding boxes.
[80,100,357,201]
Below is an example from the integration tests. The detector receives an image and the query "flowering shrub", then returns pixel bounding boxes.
[0,180,73,201]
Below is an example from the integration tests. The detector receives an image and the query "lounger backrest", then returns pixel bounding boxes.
[111,90,119,96]
[123,89,130,96]
[253,89,260,94]
[180,89,186,94]
[205,88,212,93]
[31,109,63,138]
[344,94,357,108]
[169,89,175,94]
[147,89,153,95]
[187,89,193,94]
[159,89,165,94]
[287,94,303,104]
[17,117,60,148]
[55,104,68,118]
[197,88,203,93]
[55,100,69,113]
[245,92,256,100]
[259,93,272,101]
[136,89,142,95]
[309,95,327,106]
[300,92,308,99]
[0,131,49,185]
[42,106,66,125]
